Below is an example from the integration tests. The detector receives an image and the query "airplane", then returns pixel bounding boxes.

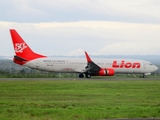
[10,29,158,78]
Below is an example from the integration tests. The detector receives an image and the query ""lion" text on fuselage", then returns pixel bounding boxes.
[112,61,141,68]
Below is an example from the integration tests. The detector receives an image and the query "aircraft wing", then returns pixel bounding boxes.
[84,51,101,74]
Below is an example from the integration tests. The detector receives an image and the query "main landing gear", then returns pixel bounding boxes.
[79,73,84,78]
[79,73,91,78]
[85,73,91,78]
[142,73,146,78]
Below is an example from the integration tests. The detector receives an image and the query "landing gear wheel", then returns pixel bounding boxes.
[85,73,91,78]
[79,73,84,78]
[142,74,146,78]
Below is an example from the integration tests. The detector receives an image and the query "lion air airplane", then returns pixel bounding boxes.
[10,29,158,78]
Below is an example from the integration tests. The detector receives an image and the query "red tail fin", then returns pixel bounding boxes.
[10,29,46,64]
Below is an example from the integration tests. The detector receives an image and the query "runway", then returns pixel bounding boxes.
[0,77,160,81]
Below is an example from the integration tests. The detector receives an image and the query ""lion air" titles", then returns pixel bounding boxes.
[112,60,141,68]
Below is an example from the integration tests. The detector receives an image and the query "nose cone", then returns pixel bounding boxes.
[153,66,158,71]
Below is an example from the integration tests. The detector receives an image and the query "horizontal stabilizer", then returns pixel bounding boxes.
[14,55,27,61]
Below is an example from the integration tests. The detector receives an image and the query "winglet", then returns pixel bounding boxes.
[85,51,92,62]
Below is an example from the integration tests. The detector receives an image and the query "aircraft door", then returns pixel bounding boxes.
[129,69,133,73]
[65,61,69,66]
[36,60,40,69]
[143,63,146,69]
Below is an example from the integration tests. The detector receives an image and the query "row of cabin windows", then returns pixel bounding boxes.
[70,63,112,65]
[44,62,65,64]
[44,62,112,65]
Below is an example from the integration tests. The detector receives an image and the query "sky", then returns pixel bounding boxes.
[0,0,160,56]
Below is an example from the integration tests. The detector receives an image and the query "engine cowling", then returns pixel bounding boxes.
[98,68,115,76]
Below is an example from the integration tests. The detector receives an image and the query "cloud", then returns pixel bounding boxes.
[0,21,160,56]
[0,0,160,23]
[1,0,159,56]
[99,42,160,55]
[68,49,84,56]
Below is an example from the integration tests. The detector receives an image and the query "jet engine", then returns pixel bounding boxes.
[98,68,115,76]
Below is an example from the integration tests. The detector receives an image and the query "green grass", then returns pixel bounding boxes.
[0,79,160,120]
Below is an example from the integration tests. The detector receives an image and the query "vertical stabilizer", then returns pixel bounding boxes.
[10,29,46,64]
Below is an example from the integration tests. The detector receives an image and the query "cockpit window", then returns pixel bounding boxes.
[149,63,152,65]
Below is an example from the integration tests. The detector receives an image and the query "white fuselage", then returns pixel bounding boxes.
[23,57,158,74]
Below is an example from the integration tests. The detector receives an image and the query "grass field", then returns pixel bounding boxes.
[0,79,160,120]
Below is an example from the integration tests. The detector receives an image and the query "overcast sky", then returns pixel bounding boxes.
[0,0,160,56]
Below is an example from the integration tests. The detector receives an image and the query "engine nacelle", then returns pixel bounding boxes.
[98,68,115,76]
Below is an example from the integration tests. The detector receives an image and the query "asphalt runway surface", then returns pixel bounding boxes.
[0,77,160,81]
[105,118,160,120]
